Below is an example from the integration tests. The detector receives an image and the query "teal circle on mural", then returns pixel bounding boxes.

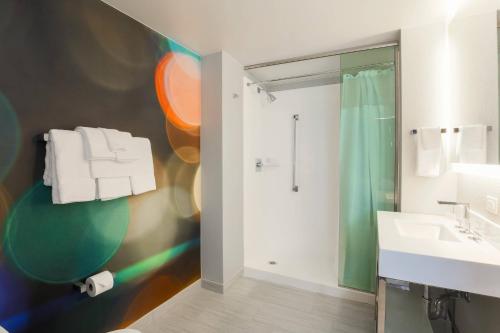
[0,93,21,183]
[3,182,130,284]
[156,38,201,61]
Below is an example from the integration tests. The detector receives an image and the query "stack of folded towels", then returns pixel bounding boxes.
[43,127,156,204]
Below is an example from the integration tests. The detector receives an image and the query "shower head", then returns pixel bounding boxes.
[255,85,277,103]
[268,92,277,103]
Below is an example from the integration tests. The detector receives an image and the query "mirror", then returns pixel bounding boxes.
[448,10,499,164]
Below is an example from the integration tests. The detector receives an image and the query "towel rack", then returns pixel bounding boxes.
[36,133,49,142]
[453,126,493,133]
[410,128,447,135]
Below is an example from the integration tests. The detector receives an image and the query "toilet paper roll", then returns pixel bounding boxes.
[85,271,114,297]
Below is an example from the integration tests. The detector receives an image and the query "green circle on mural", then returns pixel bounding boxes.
[3,182,130,284]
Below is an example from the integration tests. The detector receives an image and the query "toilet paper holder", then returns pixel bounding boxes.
[73,281,87,294]
[73,271,115,297]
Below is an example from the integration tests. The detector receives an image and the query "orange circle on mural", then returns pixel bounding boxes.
[155,52,201,131]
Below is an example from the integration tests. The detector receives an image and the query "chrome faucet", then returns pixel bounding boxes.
[437,201,471,234]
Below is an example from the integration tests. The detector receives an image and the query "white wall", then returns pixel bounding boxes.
[449,11,499,164]
[222,52,244,285]
[400,21,458,214]
[201,51,244,293]
[451,12,500,331]
[455,171,500,333]
[201,52,223,286]
[243,81,340,288]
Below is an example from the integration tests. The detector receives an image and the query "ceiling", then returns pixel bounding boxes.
[101,0,498,66]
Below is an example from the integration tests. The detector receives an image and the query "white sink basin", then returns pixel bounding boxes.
[395,220,459,242]
[378,211,500,298]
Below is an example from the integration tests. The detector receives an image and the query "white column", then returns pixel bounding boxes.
[201,51,244,293]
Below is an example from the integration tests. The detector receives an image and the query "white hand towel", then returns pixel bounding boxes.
[457,125,487,164]
[90,158,134,178]
[129,138,156,195]
[98,128,132,152]
[89,137,156,195]
[49,130,97,204]
[90,137,156,195]
[416,127,442,177]
[76,127,115,160]
[115,149,141,163]
[97,178,132,201]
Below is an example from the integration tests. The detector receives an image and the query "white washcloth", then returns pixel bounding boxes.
[76,126,115,160]
[49,130,96,204]
[416,127,442,177]
[97,178,132,201]
[89,137,156,195]
[100,128,139,162]
[98,128,132,152]
[457,125,487,164]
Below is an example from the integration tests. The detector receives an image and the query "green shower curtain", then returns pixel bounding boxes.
[338,68,396,293]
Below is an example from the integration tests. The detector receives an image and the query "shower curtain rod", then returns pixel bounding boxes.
[246,61,394,86]
[244,41,399,70]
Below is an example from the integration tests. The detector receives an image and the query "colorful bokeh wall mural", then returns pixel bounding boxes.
[0,0,201,332]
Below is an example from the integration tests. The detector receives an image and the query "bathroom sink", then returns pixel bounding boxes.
[378,211,500,298]
[395,220,459,242]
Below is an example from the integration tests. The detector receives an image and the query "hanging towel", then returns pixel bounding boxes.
[49,130,96,204]
[43,142,52,186]
[99,128,140,162]
[416,127,442,177]
[98,128,132,151]
[89,156,135,178]
[129,138,156,195]
[457,125,487,164]
[89,137,156,195]
[76,126,115,160]
[115,149,141,163]
[97,178,132,201]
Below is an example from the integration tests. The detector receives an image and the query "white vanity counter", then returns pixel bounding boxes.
[378,211,500,298]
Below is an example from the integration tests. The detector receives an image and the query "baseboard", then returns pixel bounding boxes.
[244,267,375,305]
[201,278,224,293]
[201,269,243,294]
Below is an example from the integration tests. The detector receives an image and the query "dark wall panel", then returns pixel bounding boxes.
[0,1,201,332]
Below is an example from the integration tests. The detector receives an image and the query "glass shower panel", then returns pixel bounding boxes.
[338,47,397,293]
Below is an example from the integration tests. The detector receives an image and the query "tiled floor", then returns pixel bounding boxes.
[130,277,376,333]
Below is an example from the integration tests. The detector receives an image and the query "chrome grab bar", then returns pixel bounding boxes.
[292,114,299,192]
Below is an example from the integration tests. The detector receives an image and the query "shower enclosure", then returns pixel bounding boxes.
[338,46,399,293]
[243,43,400,298]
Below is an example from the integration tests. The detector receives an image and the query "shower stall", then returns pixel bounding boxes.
[243,43,400,299]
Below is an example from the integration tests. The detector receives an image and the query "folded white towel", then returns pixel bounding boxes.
[76,126,115,160]
[89,137,156,195]
[49,130,97,204]
[129,138,156,195]
[457,125,487,164]
[43,142,52,186]
[115,149,141,163]
[100,127,140,162]
[98,128,132,152]
[416,127,442,177]
[97,178,132,201]
[90,158,134,178]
